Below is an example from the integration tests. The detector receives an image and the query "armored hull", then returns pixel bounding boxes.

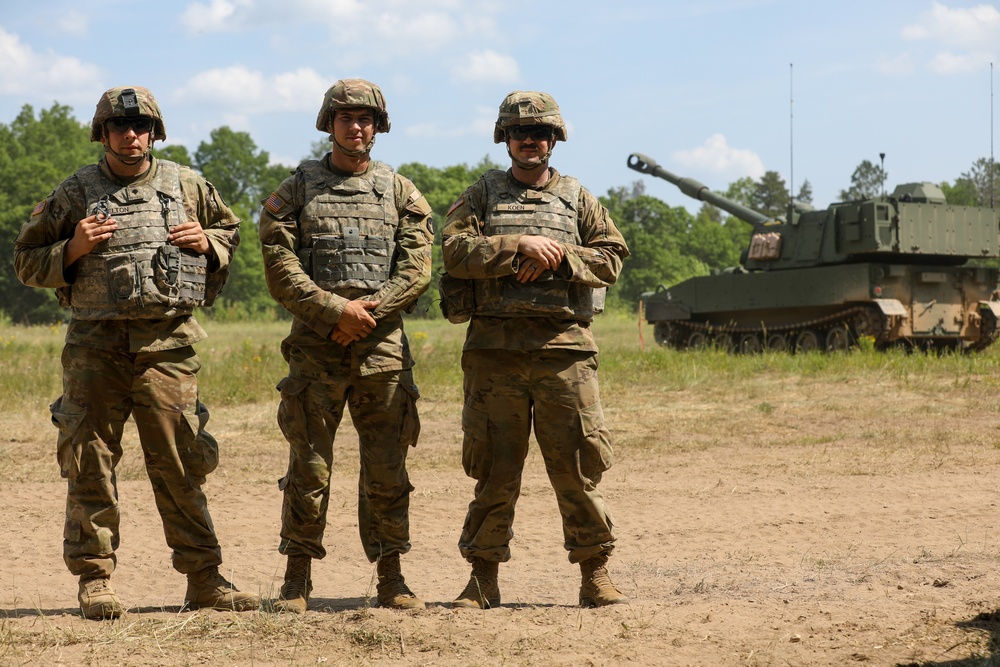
[646,262,1000,352]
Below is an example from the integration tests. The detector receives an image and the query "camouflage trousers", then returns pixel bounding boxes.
[51,343,223,580]
[276,349,420,563]
[458,348,616,564]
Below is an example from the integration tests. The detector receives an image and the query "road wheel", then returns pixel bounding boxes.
[686,330,708,350]
[739,333,762,355]
[794,330,820,353]
[824,325,851,352]
[713,332,735,352]
[765,333,789,352]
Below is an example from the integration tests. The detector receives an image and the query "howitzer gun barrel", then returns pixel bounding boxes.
[627,153,771,225]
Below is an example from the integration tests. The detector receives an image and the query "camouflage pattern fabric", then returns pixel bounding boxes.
[259,154,432,562]
[13,155,240,581]
[442,166,629,564]
[14,156,239,353]
[275,348,421,562]
[69,161,210,319]
[52,343,222,579]
[464,169,602,321]
[493,91,567,143]
[441,168,629,352]
[293,160,398,297]
[90,85,167,142]
[458,349,615,564]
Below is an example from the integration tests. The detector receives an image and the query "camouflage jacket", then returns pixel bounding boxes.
[259,155,433,375]
[13,157,240,353]
[442,168,629,352]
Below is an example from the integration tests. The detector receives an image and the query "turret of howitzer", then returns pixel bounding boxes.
[627,152,1000,272]
[626,152,1000,353]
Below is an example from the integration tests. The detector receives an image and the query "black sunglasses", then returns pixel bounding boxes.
[106,117,154,134]
[507,126,552,141]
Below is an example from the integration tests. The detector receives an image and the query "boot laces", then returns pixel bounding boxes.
[85,578,112,596]
[282,558,311,598]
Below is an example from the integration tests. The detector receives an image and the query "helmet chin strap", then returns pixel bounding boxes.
[104,144,151,166]
[332,134,376,159]
[506,138,554,171]
[102,127,153,167]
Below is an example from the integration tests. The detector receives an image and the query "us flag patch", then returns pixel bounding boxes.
[31,200,46,216]
[264,192,287,215]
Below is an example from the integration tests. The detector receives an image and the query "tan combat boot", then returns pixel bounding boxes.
[451,557,500,609]
[375,553,425,610]
[579,553,629,607]
[78,576,125,620]
[272,555,312,614]
[184,566,260,611]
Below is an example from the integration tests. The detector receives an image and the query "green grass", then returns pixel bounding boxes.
[2,311,1000,413]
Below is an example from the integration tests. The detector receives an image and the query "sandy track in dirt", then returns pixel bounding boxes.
[4,372,1000,666]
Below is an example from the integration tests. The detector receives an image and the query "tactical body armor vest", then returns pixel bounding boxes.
[70,161,210,320]
[472,170,601,321]
[295,159,398,300]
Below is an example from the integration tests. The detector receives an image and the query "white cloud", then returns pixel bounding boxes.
[902,2,1000,47]
[899,2,1000,74]
[173,66,328,113]
[178,0,502,57]
[928,49,996,74]
[451,50,520,85]
[0,25,103,97]
[180,0,253,32]
[672,134,765,180]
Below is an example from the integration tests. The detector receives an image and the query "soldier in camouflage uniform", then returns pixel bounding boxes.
[440,91,630,609]
[259,79,433,613]
[13,86,259,620]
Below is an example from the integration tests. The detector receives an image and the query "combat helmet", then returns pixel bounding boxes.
[493,91,567,144]
[315,79,391,134]
[90,86,166,142]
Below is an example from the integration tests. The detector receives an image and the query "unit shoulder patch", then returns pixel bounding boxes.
[31,200,46,216]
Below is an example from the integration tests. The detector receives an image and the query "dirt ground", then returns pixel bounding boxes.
[5,367,1000,666]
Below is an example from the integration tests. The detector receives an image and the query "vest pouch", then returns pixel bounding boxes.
[153,245,208,306]
[107,253,139,303]
[439,271,475,323]
[310,231,391,294]
[591,286,606,315]
[153,244,181,290]
[502,274,575,314]
[177,250,209,305]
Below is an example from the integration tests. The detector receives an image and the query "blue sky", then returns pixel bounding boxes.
[1,0,998,213]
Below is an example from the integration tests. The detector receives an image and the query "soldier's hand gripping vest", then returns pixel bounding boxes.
[70,161,212,320]
[469,171,604,322]
[294,160,398,300]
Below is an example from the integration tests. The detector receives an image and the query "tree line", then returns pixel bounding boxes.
[2,103,999,325]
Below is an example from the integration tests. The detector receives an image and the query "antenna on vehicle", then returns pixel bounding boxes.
[879,152,886,198]
[991,62,995,208]
[789,63,794,207]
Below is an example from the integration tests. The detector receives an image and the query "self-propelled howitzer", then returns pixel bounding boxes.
[627,153,1000,352]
